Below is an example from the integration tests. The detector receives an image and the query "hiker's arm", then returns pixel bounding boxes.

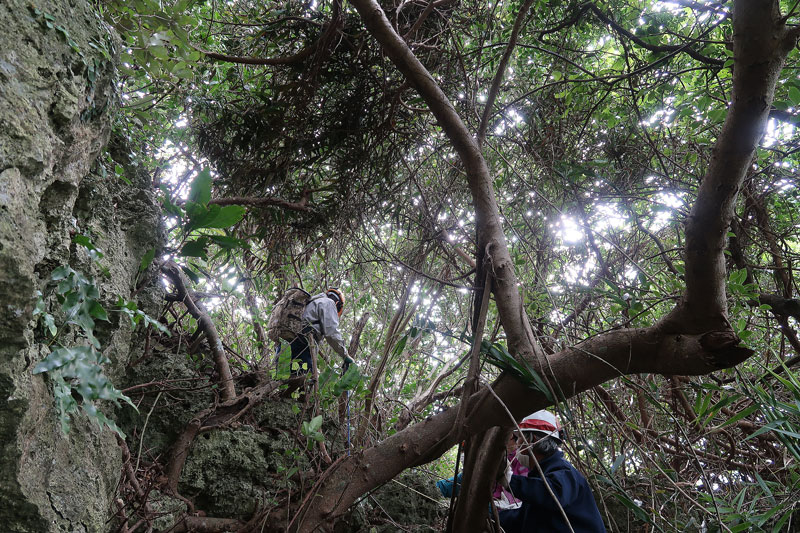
[508,468,579,509]
[319,300,348,359]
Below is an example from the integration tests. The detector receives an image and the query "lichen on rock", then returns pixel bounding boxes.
[179,424,296,519]
[0,0,165,530]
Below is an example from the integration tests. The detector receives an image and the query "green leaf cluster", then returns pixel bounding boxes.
[482,340,553,402]
[164,169,248,263]
[301,415,324,445]
[32,265,136,436]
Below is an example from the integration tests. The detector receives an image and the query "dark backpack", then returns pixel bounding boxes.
[266,288,314,342]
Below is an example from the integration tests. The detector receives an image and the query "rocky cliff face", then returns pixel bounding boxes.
[0,1,163,531]
[0,3,450,531]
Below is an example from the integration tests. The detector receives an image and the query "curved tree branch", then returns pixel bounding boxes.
[164,377,287,492]
[540,2,726,66]
[293,324,752,530]
[209,194,311,212]
[476,0,536,146]
[199,46,316,66]
[663,0,796,331]
[585,3,726,66]
[162,261,236,401]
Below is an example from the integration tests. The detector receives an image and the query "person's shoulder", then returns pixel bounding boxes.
[308,293,328,305]
[312,294,337,312]
[549,453,591,483]
[541,451,574,472]
[304,294,327,313]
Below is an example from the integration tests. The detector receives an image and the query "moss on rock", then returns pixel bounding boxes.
[179,408,302,520]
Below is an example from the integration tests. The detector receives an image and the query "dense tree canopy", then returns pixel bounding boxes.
[93,0,800,530]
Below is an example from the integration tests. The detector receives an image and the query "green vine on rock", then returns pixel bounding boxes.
[32,237,168,436]
[32,264,133,436]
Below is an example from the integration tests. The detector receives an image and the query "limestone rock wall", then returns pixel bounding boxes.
[0,1,163,531]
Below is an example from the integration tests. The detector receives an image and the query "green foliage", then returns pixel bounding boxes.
[274,343,293,380]
[483,340,554,402]
[139,247,156,272]
[117,296,171,334]
[98,0,800,527]
[73,234,110,277]
[189,167,213,205]
[162,169,249,264]
[301,415,324,446]
[331,365,364,397]
[30,235,173,436]
[33,345,133,436]
[32,265,135,436]
[317,363,366,401]
[742,364,800,462]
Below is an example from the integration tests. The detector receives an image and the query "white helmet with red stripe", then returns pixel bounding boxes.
[519,410,561,441]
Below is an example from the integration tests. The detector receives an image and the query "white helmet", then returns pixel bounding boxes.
[519,410,561,441]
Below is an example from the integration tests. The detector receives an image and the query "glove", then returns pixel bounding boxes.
[495,493,521,511]
[343,354,355,370]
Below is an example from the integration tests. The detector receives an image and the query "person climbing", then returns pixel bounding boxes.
[498,410,606,532]
[295,287,354,374]
[435,434,528,508]
[493,431,529,510]
[267,287,354,375]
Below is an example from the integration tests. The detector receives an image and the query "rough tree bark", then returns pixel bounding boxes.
[289,0,799,531]
[451,426,509,531]
[660,0,798,331]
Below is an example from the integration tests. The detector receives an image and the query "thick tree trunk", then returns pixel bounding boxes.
[293,328,753,530]
[451,427,509,531]
[662,0,797,331]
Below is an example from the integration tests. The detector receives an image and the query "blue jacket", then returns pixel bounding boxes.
[436,473,462,498]
[499,451,606,532]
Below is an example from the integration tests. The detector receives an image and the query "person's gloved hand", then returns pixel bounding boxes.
[343,354,355,370]
[495,492,520,511]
